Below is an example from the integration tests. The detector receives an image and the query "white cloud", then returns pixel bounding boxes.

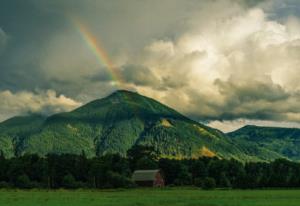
[0,90,81,122]
[126,3,300,124]
[207,119,300,133]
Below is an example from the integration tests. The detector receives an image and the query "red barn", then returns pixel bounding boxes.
[132,169,165,187]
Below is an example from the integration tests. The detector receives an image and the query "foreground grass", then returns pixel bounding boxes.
[0,188,300,206]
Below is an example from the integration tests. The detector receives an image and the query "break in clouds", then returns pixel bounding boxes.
[1,0,300,131]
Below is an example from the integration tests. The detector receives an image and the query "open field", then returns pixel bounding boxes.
[0,188,300,206]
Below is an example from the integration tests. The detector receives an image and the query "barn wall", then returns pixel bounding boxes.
[135,181,153,187]
[154,172,165,187]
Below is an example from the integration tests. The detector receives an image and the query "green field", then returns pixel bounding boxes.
[0,188,300,206]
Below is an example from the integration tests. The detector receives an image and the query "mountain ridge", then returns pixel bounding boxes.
[228,125,300,161]
[0,90,298,162]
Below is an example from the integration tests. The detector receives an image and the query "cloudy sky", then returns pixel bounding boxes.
[1,0,300,132]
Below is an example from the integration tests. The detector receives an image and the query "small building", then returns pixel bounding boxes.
[132,169,165,187]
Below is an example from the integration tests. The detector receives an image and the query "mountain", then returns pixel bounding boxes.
[0,90,253,160]
[228,125,300,161]
[2,90,299,162]
[0,115,46,158]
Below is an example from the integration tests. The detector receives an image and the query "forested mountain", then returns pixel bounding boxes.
[0,90,250,160]
[0,115,46,158]
[228,125,300,161]
[0,90,299,162]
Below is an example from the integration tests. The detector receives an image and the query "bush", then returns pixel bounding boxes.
[194,178,202,187]
[0,181,13,188]
[106,171,135,188]
[220,173,231,188]
[202,177,216,190]
[30,181,46,189]
[15,174,32,189]
[62,173,78,189]
[174,177,192,186]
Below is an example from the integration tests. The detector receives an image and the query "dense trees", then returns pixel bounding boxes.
[0,147,299,189]
[159,158,300,189]
[201,177,216,190]
[0,152,133,189]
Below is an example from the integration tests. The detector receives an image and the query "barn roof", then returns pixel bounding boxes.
[132,169,160,181]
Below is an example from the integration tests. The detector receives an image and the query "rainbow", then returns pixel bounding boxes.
[72,18,124,87]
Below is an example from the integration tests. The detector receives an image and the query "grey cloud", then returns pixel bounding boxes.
[0,0,300,126]
[86,69,112,83]
[0,0,196,99]
[215,77,289,102]
[0,28,8,54]
[262,0,300,20]
[190,77,300,122]
[31,0,194,53]
[160,76,187,90]
[121,64,160,87]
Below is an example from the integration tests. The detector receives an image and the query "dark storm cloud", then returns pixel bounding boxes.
[215,78,289,102]
[216,77,292,119]
[187,77,300,121]
[86,69,112,83]
[0,0,69,92]
[0,0,192,94]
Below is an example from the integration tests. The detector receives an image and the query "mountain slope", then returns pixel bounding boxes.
[0,115,46,157]
[228,125,300,161]
[0,90,252,160]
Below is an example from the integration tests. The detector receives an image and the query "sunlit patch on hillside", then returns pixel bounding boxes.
[67,124,78,132]
[191,146,217,158]
[194,125,216,139]
[161,119,172,127]
[201,146,216,157]
[160,154,186,160]
[111,99,120,104]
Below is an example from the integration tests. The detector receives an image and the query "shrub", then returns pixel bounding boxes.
[202,177,216,190]
[106,171,135,188]
[220,173,231,188]
[62,173,78,189]
[0,181,13,188]
[16,174,32,189]
[30,181,46,189]
[194,178,202,187]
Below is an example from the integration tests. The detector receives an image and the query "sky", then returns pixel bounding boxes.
[1,0,300,132]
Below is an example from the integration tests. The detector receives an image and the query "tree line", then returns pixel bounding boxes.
[0,146,299,189]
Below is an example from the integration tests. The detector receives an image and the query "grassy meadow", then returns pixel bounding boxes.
[0,188,300,206]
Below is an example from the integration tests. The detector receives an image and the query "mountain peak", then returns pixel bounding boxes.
[106,89,140,101]
[111,89,138,95]
[240,125,259,129]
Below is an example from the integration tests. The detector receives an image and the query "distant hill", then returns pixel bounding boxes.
[228,125,300,161]
[1,90,299,162]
